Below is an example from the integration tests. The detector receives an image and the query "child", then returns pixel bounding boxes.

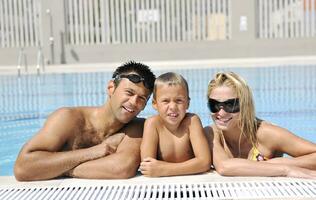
[140,72,211,177]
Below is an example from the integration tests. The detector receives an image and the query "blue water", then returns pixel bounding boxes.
[1,65,316,176]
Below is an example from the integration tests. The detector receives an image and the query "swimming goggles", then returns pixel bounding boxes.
[208,98,240,113]
[114,74,150,90]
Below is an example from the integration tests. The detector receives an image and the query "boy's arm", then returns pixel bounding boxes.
[140,117,159,161]
[140,115,212,177]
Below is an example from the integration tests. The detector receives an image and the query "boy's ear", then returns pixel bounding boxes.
[152,99,158,110]
[107,80,115,96]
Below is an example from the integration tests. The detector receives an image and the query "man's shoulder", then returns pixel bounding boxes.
[119,117,146,138]
[127,117,146,127]
[48,107,89,126]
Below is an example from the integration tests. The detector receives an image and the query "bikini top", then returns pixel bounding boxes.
[249,146,268,161]
[217,128,268,162]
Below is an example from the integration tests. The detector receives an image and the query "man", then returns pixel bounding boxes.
[14,61,156,181]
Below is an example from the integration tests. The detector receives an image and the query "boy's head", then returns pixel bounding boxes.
[112,61,156,93]
[153,72,190,101]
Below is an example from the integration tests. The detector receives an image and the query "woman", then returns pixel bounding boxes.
[205,72,316,178]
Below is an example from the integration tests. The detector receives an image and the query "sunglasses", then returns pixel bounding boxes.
[208,98,240,113]
[114,74,150,90]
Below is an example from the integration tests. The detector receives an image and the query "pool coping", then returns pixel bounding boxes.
[0,171,307,188]
[1,56,316,75]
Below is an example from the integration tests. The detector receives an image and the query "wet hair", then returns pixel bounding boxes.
[112,61,156,92]
[207,72,258,148]
[153,72,190,101]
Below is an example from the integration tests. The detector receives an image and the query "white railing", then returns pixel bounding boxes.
[0,0,42,48]
[65,0,232,45]
[258,0,316,38]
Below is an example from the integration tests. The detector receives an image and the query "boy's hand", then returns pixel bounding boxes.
[140,157,165,177]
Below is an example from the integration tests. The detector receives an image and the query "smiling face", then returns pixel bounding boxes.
[153,84,189,128]
[209,85,240,131]
[108,76,151,123]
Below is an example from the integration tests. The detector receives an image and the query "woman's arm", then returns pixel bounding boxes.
[261,123,316,170]
[211,126,316,178]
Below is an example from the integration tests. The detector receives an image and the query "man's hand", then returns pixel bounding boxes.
[89,133,126,158]
[104,133,125,147]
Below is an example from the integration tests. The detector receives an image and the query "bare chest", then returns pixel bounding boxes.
[158,131,194,162]
[67,128,106,150]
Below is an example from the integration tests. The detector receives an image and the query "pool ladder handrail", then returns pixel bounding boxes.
[36,47,45,75]
[17,48,28,77]
[17,47,45,77]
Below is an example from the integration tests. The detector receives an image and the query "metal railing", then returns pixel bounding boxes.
[0,0,42,48]
[257,0,316,38]
[65,0,232,45]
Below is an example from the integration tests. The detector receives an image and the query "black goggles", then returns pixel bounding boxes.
[208,98,240,113]
[114,74,150,90]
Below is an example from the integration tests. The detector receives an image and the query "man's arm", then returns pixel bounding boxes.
[68,119,144,179]
[14,108,110,181]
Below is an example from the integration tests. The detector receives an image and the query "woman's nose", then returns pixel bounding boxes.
[217,107,227,115]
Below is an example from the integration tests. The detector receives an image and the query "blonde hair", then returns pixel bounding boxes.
[207,72,258,148]
[153,72,189,100]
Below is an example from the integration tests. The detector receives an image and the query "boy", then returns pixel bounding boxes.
[140,72,211,177]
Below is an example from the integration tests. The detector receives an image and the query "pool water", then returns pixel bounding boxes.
[1,65,316,176]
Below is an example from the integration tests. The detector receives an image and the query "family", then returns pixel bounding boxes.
[14,61,316,181]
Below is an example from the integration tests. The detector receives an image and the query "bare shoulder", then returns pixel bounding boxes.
[46,107,84,132]
[183,113,202,125]
[257,121,286,139]
[203,125,215,143]
[256,121,292,148]
[50,107,83,122]
[121,117,147,138]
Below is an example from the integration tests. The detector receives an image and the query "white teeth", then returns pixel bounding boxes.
[124,107,134,113]
[218,117,232,123]
[168,113,177,117]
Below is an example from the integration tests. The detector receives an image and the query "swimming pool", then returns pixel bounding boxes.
[1,64,316,176]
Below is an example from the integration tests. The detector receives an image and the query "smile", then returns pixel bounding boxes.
[168,113,178,118]
[216,117,233,124]
[123,106,134,113]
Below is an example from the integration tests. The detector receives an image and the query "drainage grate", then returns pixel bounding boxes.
[1,180,315,200]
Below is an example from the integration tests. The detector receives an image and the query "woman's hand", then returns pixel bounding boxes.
[286,166,316,179]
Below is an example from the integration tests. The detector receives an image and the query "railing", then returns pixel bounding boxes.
[65,0,232,45]
[0,0,316,65]
[0,0,42,48]
[257,0,316,38]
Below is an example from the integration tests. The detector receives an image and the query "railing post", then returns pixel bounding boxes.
[41,0,66,65]
[17,48,28,77]
[36,47,45,75]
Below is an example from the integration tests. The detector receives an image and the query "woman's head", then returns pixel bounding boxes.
[207,72,258,146]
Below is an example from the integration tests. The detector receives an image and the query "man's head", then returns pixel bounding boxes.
[108,61,156,123]
[112,61,156,93]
